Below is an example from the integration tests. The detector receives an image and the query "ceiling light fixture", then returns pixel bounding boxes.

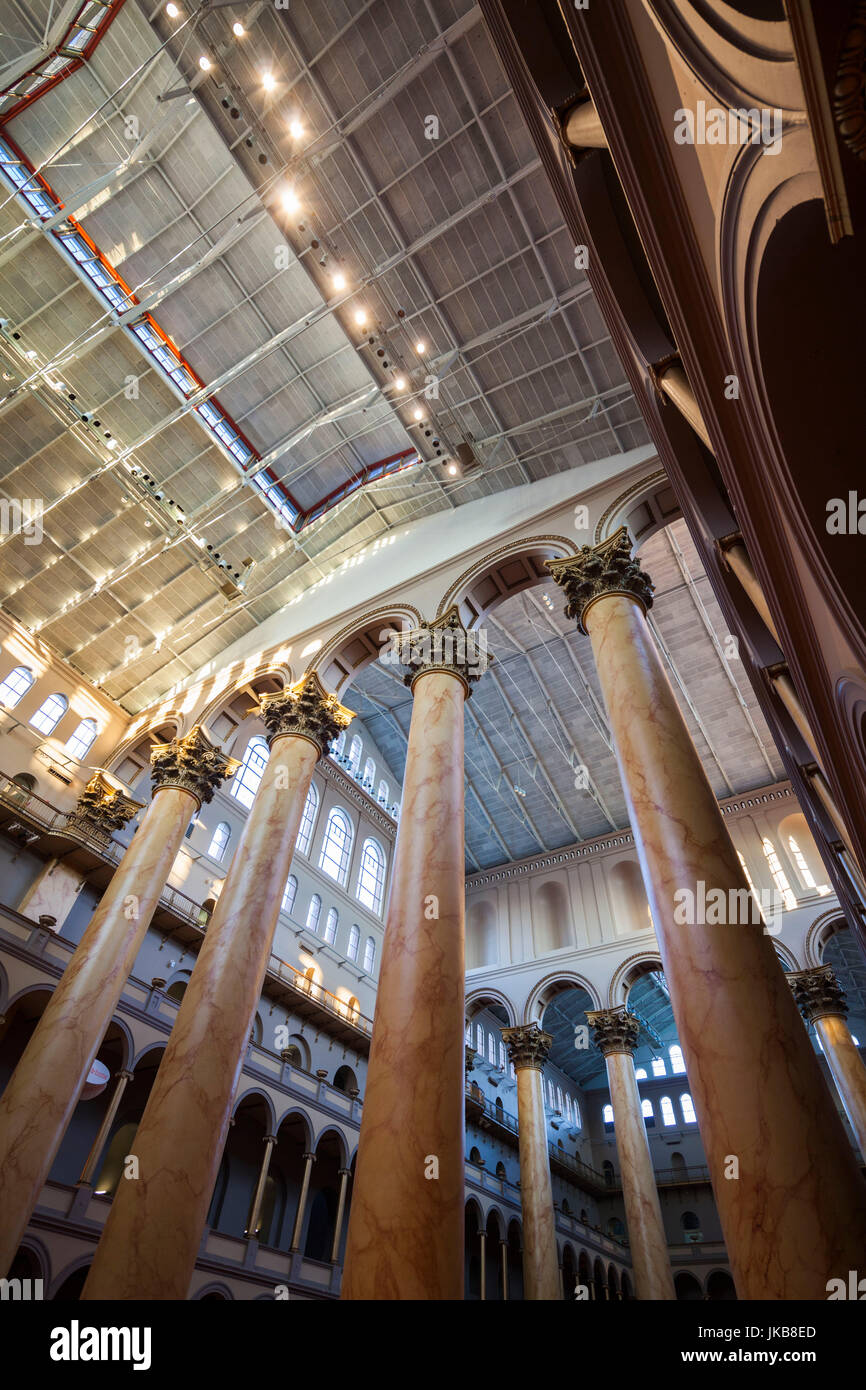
[393,375,407,390]
[262,71,276,91]
[198,55,211,71]
[280,187,300,214]
[415,339,426,354]
[332,272,347,292]
[289,118,304,139]
[447,462,458,475]
[232,21,245,37]
[353,307,367,327]
[166,2,179,15]
[413,407,424,421]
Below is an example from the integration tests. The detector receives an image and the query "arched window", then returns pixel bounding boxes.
[356,837,386,913]
[282,875,298,914]
[207,821,231,862]
[231,735,268,809]
[363,936,375,973]
[548,1079,556,1107]
[306,894,321,934]
[680,1092,697,1124]
[319,807,353,883]
[762,837,797,911]
[602,1104,614,1129]
[465,1020,472,1044]
[787,836,830,895]
[65,717,98,759]
[737,850,761,909]
[565,1094,572,1123]
[651,1057,666,1076]
[347,923,360,962]
[641,1098,655,1127]
[573,1098,581,1128]
[487,1032,496,1065]
[377,778,389,805]
[634,1067,647,1080]
[30,692,68,735]
[324,907,338,944]
[348,734,362,775]
[556,1086,563,1114]
[681,1211,700,1232]
[660,1096,676,1127]
[296,782,319,855]
[498,1040,506,1071]
[331,729,346,757]
[362,756,375,787]
[0,665,34,707]
[669,1045,686,1075]
[476,1023,484,1055]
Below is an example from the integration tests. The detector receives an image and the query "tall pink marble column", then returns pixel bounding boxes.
[501,1023,560,1300]
[790,966,866,1158]
[586,1007,674,1299]
[341,607,485,1300]
[82,673,353,1300]
[0,732,236,1277]
[549,530,866,1299]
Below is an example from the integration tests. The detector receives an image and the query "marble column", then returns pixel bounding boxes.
[479,1229,487,1300]
[82,673,353,1300]
[330,1167,351,1263]
[290,1152,316,1253]
[548,529,866,1299]
[0,731,236,1277]
[501,1023,560,1300]
[790,966,866,1158]
[586,1007,674,1300]
[500,1238,509,1300]
[247,1135,277,1239]
[341,607,485,1300]
[77,1069,134,1189]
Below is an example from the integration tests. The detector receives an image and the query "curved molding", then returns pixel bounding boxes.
[312,1122,351,1167]
[193,663,292,735]
[104,714,182,776]
[232,1086,278,1130]
[434,534,577,620]
[311,603,422,683]
[193,1281,234,1300]
[274,1104,315,1146]
[804,907,848,967]
[594,469,670,543]
[773,939,800,972]
[647,0,800,111]
[524,969,602,1022]
[465,985,517,1026]
[131,1038,167,1069]
[608,951,664,1005]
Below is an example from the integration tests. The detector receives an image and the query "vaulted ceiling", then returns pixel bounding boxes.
[0,0,647,713]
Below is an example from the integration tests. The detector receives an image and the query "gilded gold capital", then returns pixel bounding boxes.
[501,1022,552,1072]
[383,605,490,697]
[547,526,654,635]
[257,671,354,755]
[150,723,240,807]
[67,770,144,839]
[586,1005,640,1057]
[789,965,848,1024]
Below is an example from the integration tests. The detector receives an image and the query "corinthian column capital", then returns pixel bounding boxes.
[384,605,490,698]
[257,671,354,755]
[546,526,654,635]
[789,965,848,1024]
[586,1005,641,1057]
[501,1022,552,1072]
[67,770,144,839]
[150,724,240,808]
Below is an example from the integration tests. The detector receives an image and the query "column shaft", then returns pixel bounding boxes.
[247,1136,276,1239]
[0,781,195,1274]
[78,1070,133,1187]
[330,1169,351,1263]
[500,1239,508,1300]
[816,1017,866,1157]
[604,1051,674,1299]
[513,1065,559,1300]
[479,1230,487,1300]
[342,670,468,1299]
[581,588,866,1297]
[290,1153,316,1252]
[83,729,321,1299]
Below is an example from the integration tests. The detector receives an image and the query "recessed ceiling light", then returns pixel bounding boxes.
[289,118,304,140]
[232,21,245,37]
[415,340,426,354]
[281,187,300,214]
[447,462,458,475]
[198,55,211,71]
[394,375,407,390]
[332,272,347,292]
[166,2,179,15]
[353,307,367,326]
[262,71,276,91]
[413,407,424,421]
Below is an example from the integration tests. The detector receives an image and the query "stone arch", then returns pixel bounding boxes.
[608,951,664,1006]
[805,910,848,968]
[105,716,181,788]
[594,469,681,546]
[465,987,516,1027]
[524,970,602,1023]
[274,1105,314,1149]
[49,1254,93,1300]
[8,1235,50,1287]
[530,877,572,955]
[193,1281,234,1300]
[313,1124,350,1167]
[777,811,828,892]
[312,604,423,698]
[131,1039,167,1070]
[467,897,498,969]
[232,1087,277,1132]
[196,669,287,755]
[772,940,799,972]
[435,535,577,627]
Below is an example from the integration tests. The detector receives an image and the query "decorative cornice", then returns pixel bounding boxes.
[501,1022,552,1072]
[547,526,654,635]
[318,758,397,841]
[386,605,490,697]
[788,965,848,1023]
[66,771,143,840]
[586,1006,640,1057]
[257,671,354,755]
[150,724,240,808]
